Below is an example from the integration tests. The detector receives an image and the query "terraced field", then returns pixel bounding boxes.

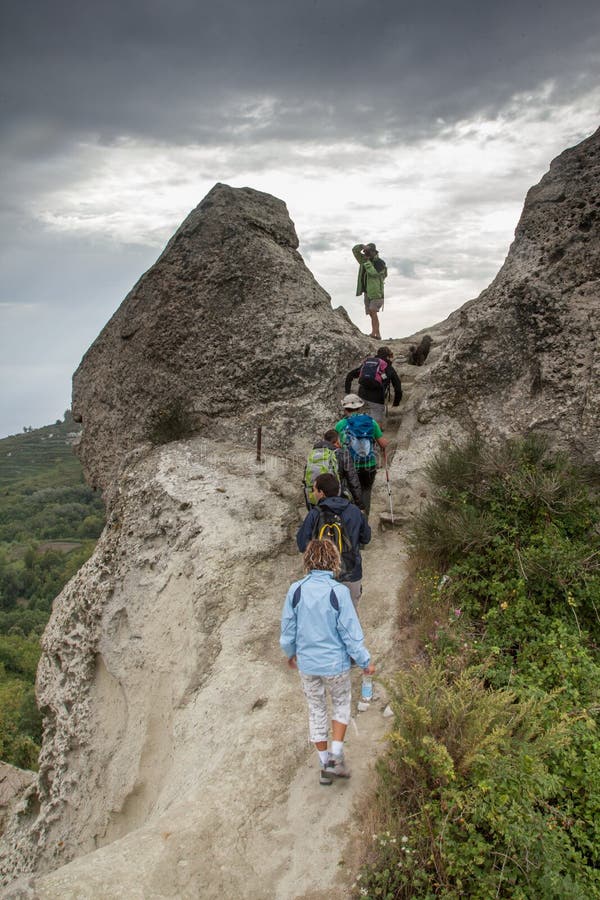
[0,420,82,492]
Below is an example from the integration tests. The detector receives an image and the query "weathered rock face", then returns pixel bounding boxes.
[0,440,325,894]
[72,184,365,495]
[0,766,34,840]
[2,131,600,896]
[418,126,600,462]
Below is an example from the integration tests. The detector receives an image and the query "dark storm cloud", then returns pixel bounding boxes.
[2,0,599,151]
[387,258,418,279]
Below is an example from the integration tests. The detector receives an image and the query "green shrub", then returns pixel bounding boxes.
[357,665,600,899]
[0,680,41,770]
[360,437,600,898]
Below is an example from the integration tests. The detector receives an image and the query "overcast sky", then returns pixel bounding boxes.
[1,0,599,438]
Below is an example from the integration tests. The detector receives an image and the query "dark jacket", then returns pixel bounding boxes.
[345,357,403,406]
[312,439,363,508]
[296,496,371,583]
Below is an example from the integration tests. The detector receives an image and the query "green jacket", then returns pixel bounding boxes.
[353,244,387,300]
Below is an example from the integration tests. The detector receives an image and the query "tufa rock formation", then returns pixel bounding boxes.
[418,126,600,462]
[1,129,599,895]
[72,184,365,496]
[0,766,34,840]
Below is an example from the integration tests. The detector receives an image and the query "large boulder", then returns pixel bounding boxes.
[418,125,600,462]
[72,184,365,495]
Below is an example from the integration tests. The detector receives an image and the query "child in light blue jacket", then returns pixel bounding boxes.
[280,539,375,785]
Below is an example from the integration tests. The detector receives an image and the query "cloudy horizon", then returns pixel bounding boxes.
[1,0,599,438]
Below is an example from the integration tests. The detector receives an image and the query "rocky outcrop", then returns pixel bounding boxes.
[0,440,304,890]
[72,184,365,495]
[418,126,600,462]
[1,131,599,895]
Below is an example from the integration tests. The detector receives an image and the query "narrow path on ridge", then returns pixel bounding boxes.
[263,330,449,900]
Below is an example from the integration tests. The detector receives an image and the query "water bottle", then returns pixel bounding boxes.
[361,675,373,702]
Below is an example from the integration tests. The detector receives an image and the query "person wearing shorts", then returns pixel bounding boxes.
[280,539,375,785]
[352,242,387,340]
[335,395,389,517]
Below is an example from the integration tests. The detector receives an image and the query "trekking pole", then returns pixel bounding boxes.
[383,448,394,528]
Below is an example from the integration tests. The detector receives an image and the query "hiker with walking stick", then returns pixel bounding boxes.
[334,394,388,519]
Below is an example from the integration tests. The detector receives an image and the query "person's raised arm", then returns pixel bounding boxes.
[352,243,365,263]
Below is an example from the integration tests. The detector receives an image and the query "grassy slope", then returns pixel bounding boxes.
[0,415,105,768]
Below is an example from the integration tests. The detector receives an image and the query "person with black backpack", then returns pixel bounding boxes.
[296,472,371,609]
[335,394,388,518]
[344,346,402,426]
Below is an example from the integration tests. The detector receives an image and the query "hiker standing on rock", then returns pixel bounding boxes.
[280,539,375,785]
[335,395,388,518]
[345,346,402,426]
[353,242,387,340]
[297,472,370,608]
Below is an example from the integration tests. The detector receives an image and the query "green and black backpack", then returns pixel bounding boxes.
[303,446,339,506]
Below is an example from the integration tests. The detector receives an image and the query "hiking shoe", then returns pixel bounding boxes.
[320,766,333,786]
[324,754,351,779]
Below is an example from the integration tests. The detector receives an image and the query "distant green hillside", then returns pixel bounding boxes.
[0,413,105,768]
[0,412,86,489]
[0,412,104,544]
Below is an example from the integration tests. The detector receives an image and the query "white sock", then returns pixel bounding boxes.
[331,740,344,757]
[318,749,330,765]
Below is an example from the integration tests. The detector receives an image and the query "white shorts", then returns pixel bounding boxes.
[298,671,352,742]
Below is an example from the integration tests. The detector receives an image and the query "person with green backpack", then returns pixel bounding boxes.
[335,394,388,518]
[303,429,363,510]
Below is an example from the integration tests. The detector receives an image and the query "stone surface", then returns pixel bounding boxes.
[0,439,405,898]
[72,184,365,496]
[0,766,34,840]
[418,126,600,462]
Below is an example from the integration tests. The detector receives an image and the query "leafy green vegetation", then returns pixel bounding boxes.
[0,414,105,769]
[358,437,600,898]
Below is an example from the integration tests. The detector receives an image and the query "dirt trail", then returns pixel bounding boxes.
[260,333,448,900]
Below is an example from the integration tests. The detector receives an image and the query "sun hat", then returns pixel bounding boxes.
[342,393,365,409]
